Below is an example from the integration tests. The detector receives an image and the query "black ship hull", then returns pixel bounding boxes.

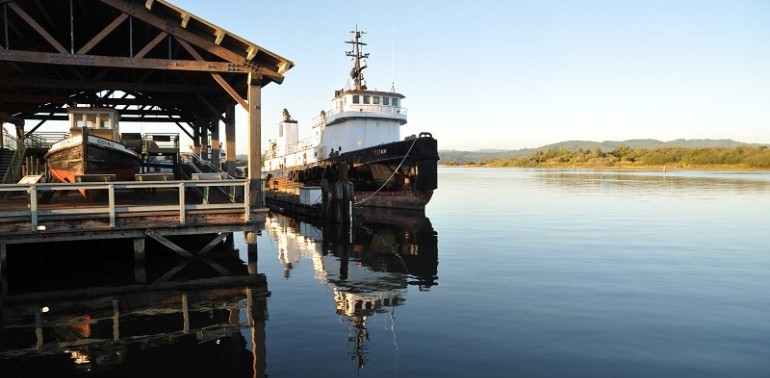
[264,134,439,211]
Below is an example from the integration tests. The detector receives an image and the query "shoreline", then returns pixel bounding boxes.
[438,164,770,172]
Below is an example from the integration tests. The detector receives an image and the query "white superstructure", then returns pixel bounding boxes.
[264,27,408,175]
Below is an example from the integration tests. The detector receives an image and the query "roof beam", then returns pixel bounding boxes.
[21,114,195,123]
[180,12,191,28]
[0,93,193,108]
[99,0,286,84]
[0,49,251,73]
[77,13,129,55]
[0,93,72,104]
[100,0,244,64]
[214,29,226,46]
[0,76,218,94]
[177,38,248,110]
[7,2,68,53]
[134,31,168,59]
[246,45,258,61]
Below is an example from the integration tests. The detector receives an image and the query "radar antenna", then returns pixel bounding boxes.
[346,26,369,91]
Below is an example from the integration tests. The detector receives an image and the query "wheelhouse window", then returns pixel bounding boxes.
[392,98,399,107]
[352,95,360,104]
[373,96,380,104]
[383,97,390,106]
[363,95,370,104]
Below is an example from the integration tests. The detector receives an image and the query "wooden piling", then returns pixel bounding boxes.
[1,243,7,297]
[133,237,146,261]
[322,163,354,224]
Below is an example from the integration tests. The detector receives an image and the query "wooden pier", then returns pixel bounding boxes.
[0,178,265,259]
[0,0,297,257]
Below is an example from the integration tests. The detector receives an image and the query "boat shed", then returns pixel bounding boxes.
[0,0,294,208]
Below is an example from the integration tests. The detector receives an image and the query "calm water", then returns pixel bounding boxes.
[2,167,769,377]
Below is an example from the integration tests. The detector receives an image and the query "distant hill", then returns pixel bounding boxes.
[439,139,765,164]
[238,139,763,165]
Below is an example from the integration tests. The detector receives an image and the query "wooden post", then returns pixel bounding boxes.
[247,287,267,378]
[200,123,209,161]
[112,299,120,341]
[246,230,258,275]
[133,237,146,283]
[133,237,146,260]
[182,293,190,333]
[172,153,179,179]
[224,232,235,249]
[247,71,262,209]
[0,243,7,297]
[134,260,146,283]
[327,163,353,225]
[225,104,237,178]
[193,127,201,157]
[211,114,221,170]
[339,163,353,224]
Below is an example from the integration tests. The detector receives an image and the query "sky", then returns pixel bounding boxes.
[166,1,770,152]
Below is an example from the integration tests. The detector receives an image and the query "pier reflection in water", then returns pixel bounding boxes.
[0,210,439,376]
[0,237,267,378]
[264,209,438,371]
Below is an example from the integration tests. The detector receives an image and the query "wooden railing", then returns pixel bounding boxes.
[0,179,252,231]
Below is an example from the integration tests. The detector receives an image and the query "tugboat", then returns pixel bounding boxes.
[263,27,439,212]
[44,107,141,195]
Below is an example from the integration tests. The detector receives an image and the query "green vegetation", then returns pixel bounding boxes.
[442,145,770,170]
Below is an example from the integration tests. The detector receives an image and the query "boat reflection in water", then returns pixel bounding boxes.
[265,209,438,369]
[0,239,267,377]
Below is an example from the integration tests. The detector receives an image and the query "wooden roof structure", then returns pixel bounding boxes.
[0,0,294,137]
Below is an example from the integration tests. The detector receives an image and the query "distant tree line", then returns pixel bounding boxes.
[442,145,770,169]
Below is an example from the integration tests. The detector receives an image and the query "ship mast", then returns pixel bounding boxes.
[346,26,369,91]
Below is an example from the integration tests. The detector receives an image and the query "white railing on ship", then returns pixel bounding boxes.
[286,137,317,155]
[0,179,252,230]
[320,104,408,121]
[265,137,317,158]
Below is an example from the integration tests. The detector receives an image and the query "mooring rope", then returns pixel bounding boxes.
[355,136,419,205]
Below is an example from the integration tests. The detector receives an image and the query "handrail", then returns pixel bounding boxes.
[142,133,180,154]
[9,141,27,183]
[0,134,16,184]
[179,152,242,202]
[180,152,232,177]
[1,131,17,150]
[2,132,66,184]
[24,132,68,150]
[0,179,252,231]
[1,137,25,185]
